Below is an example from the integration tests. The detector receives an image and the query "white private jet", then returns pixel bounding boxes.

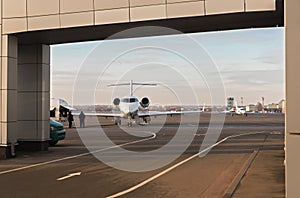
[231,102,247,116]
[83,80,204,126]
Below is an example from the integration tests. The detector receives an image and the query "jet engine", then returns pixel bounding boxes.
[113,98,120,106]
[140,97,150,108]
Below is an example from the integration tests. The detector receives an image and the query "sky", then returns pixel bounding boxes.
[51,27,284,106]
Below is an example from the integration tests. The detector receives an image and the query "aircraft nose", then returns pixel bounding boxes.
[129,106,134,112]
[123,106,129,112]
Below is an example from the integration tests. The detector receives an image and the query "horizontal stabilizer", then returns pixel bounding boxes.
[107,82,157,87]
[108,80,157,96]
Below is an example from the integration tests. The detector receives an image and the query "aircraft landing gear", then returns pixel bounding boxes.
[115,118,121,125]
[134,116,140,125]
[143,116,151,124]
[127,117,133,127]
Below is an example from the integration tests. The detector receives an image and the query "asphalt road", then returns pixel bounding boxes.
[0,113,285,198]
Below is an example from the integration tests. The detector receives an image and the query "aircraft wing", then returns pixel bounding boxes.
[138,110,202,117]
[60,104,77,111]
[73,112,122,117]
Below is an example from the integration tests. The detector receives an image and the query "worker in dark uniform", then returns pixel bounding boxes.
[79,111,86,128]
[68,111,74,128]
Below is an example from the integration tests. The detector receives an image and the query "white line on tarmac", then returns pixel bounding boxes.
[270,131,282,135]
[194,134,206,136]
[107,131,267,198]
[0,132,156,175]
[57,172,81,181]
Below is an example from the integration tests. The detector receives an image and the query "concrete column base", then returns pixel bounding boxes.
[0,145,14,159]
[17,141,49,152]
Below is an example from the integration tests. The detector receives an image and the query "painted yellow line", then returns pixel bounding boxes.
[107,131,267,198]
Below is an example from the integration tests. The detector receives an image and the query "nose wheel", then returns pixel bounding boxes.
[115,118,121,125]
[134,115,140,125]
[127,117,133,127]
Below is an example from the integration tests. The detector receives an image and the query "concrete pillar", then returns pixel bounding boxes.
[285,1,300,197]
[17,44,50,151]
[0,35,18,159]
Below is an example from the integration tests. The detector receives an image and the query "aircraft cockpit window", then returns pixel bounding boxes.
[130,98,137,103]
[121,98,129,103]
[121,98,137,103]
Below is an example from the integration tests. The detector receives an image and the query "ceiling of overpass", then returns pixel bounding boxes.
[15,3,283,45]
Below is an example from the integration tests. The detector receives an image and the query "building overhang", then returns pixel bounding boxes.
[16,1,283,45]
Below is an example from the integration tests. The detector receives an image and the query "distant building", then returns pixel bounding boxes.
[227,97,234,111]
[264,99,285,113]
[278,99,286,113]
[256,102,263,112]
[266,103,280,113]
[246,104,256,112]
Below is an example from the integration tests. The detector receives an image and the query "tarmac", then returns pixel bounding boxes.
[0,113,285,198]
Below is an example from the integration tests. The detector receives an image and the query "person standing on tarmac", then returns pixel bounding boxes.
[79,111,86,128]
[68,111,74,128]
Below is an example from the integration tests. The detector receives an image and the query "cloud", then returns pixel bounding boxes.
[253,52,284,67]
[220,69,284,86]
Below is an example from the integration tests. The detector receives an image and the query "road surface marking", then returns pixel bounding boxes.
[107,131,267,198]
[270,131,282,135]
[57,172,81,181]
[0,132,156,175]
[223,149,259,198]
[194,134,206,136]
